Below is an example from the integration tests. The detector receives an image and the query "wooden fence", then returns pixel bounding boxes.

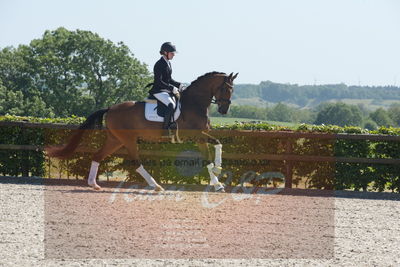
[1,121,400,188]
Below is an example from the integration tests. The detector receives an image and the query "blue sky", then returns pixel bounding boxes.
[1,0,399,86]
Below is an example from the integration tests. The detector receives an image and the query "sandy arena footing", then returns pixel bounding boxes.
[1,177,400,266]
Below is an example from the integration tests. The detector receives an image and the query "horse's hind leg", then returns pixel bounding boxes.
[113,132,164,191]
[88,131,122,190]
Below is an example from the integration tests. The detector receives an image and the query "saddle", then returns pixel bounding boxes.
[144,95,182,143]
[144,95,181,122]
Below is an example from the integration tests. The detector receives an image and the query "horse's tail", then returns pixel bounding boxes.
[45,108,109,159]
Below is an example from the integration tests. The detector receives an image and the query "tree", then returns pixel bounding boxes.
[363,119,378,131]
[0,46,34,96]
[314,102,363,127]
[0,79,24,115]
[0,27,152,117]
[267,102,294,122]
[0,46,51,117]
[30,27,152,116]
[234,81,400,109]
[229,105,267,120]
[0,78,53,117]
[388,103,400,127]
[369,108,394,127]
[292,108,316,124]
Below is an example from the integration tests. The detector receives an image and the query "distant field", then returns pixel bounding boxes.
[231,97,269,108]
[210,116,297,127]
[325,99,400,110]
[233,97,400,110]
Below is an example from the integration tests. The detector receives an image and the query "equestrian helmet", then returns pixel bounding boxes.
[160,42,177,53]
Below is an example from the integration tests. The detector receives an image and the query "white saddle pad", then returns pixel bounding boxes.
[144,102,181,122]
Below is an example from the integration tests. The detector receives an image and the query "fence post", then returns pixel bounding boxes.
[47,157,51,179]
[285,138,293,188]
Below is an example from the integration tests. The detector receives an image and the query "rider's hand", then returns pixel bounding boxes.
[179,84,188,92]
[172,87,179,94]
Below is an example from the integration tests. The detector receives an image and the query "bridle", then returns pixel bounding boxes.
[211,76,233,105]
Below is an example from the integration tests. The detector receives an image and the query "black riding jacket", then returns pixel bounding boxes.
[149,56,181,95]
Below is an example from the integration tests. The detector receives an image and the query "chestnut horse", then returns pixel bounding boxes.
[46,71,238,192]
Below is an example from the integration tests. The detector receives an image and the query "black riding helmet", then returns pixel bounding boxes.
[160,42,177,54]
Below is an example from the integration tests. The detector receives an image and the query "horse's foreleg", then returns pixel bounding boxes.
[89,132,122,190]
[213,144,223,173]
[199,131,223,174]
[197,133,224,192]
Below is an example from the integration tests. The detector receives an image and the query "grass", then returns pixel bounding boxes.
[210,116,298,127]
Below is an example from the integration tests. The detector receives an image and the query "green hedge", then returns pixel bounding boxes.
[1,115,400,192]
[0,115,80,178]
[0,125,44,177]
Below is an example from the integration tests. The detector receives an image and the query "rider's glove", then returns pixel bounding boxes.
[172,87,179,95]
[179,83,188,92]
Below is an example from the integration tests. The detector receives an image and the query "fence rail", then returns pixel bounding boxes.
[1,144,399,165]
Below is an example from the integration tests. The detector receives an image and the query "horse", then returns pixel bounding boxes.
[46,71,238,192]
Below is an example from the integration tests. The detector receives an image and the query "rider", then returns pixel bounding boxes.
[149,42,186,137]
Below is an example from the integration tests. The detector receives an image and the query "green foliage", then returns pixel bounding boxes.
[369,108,394,127]
[315,102,363,127]
[0,81,24,115]
[0,125,45,177]
[210,104,267,120]
[235,81,400,107]
[388,103,400,127]
[0,114,84,124]
[0,77,53,117]
[267,102,295,122]
[370,127,400,192]
[334,138,373,191]
[230,105,267,120]
[233,82,400,127]
[213,121,288,131]
[1,116,400,192]
[0,27,151,118]
[210,103,315,124]
[363,119,378,131]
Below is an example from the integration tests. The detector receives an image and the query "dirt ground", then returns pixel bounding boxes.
[1,177,400,266]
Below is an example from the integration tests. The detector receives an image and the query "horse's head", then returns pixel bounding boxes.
[213,72,238,114]
[182,71,238,115]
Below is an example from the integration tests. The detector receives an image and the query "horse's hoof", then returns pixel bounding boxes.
[214,183,225,192]
[174,136,183,144]
[89,183,102,191]
[154,185,165,192]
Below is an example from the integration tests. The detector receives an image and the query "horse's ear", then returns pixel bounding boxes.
[232,72,239,80]
[228,72,233,79]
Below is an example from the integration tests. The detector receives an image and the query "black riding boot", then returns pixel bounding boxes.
[162,103,174,138]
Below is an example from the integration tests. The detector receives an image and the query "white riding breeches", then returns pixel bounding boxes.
[153,92,176,109]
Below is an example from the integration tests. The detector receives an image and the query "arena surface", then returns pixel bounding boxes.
[1,178,400,266]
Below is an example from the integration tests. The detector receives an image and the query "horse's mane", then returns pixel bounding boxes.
[181,71,227,109]
[189,71,226,88]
